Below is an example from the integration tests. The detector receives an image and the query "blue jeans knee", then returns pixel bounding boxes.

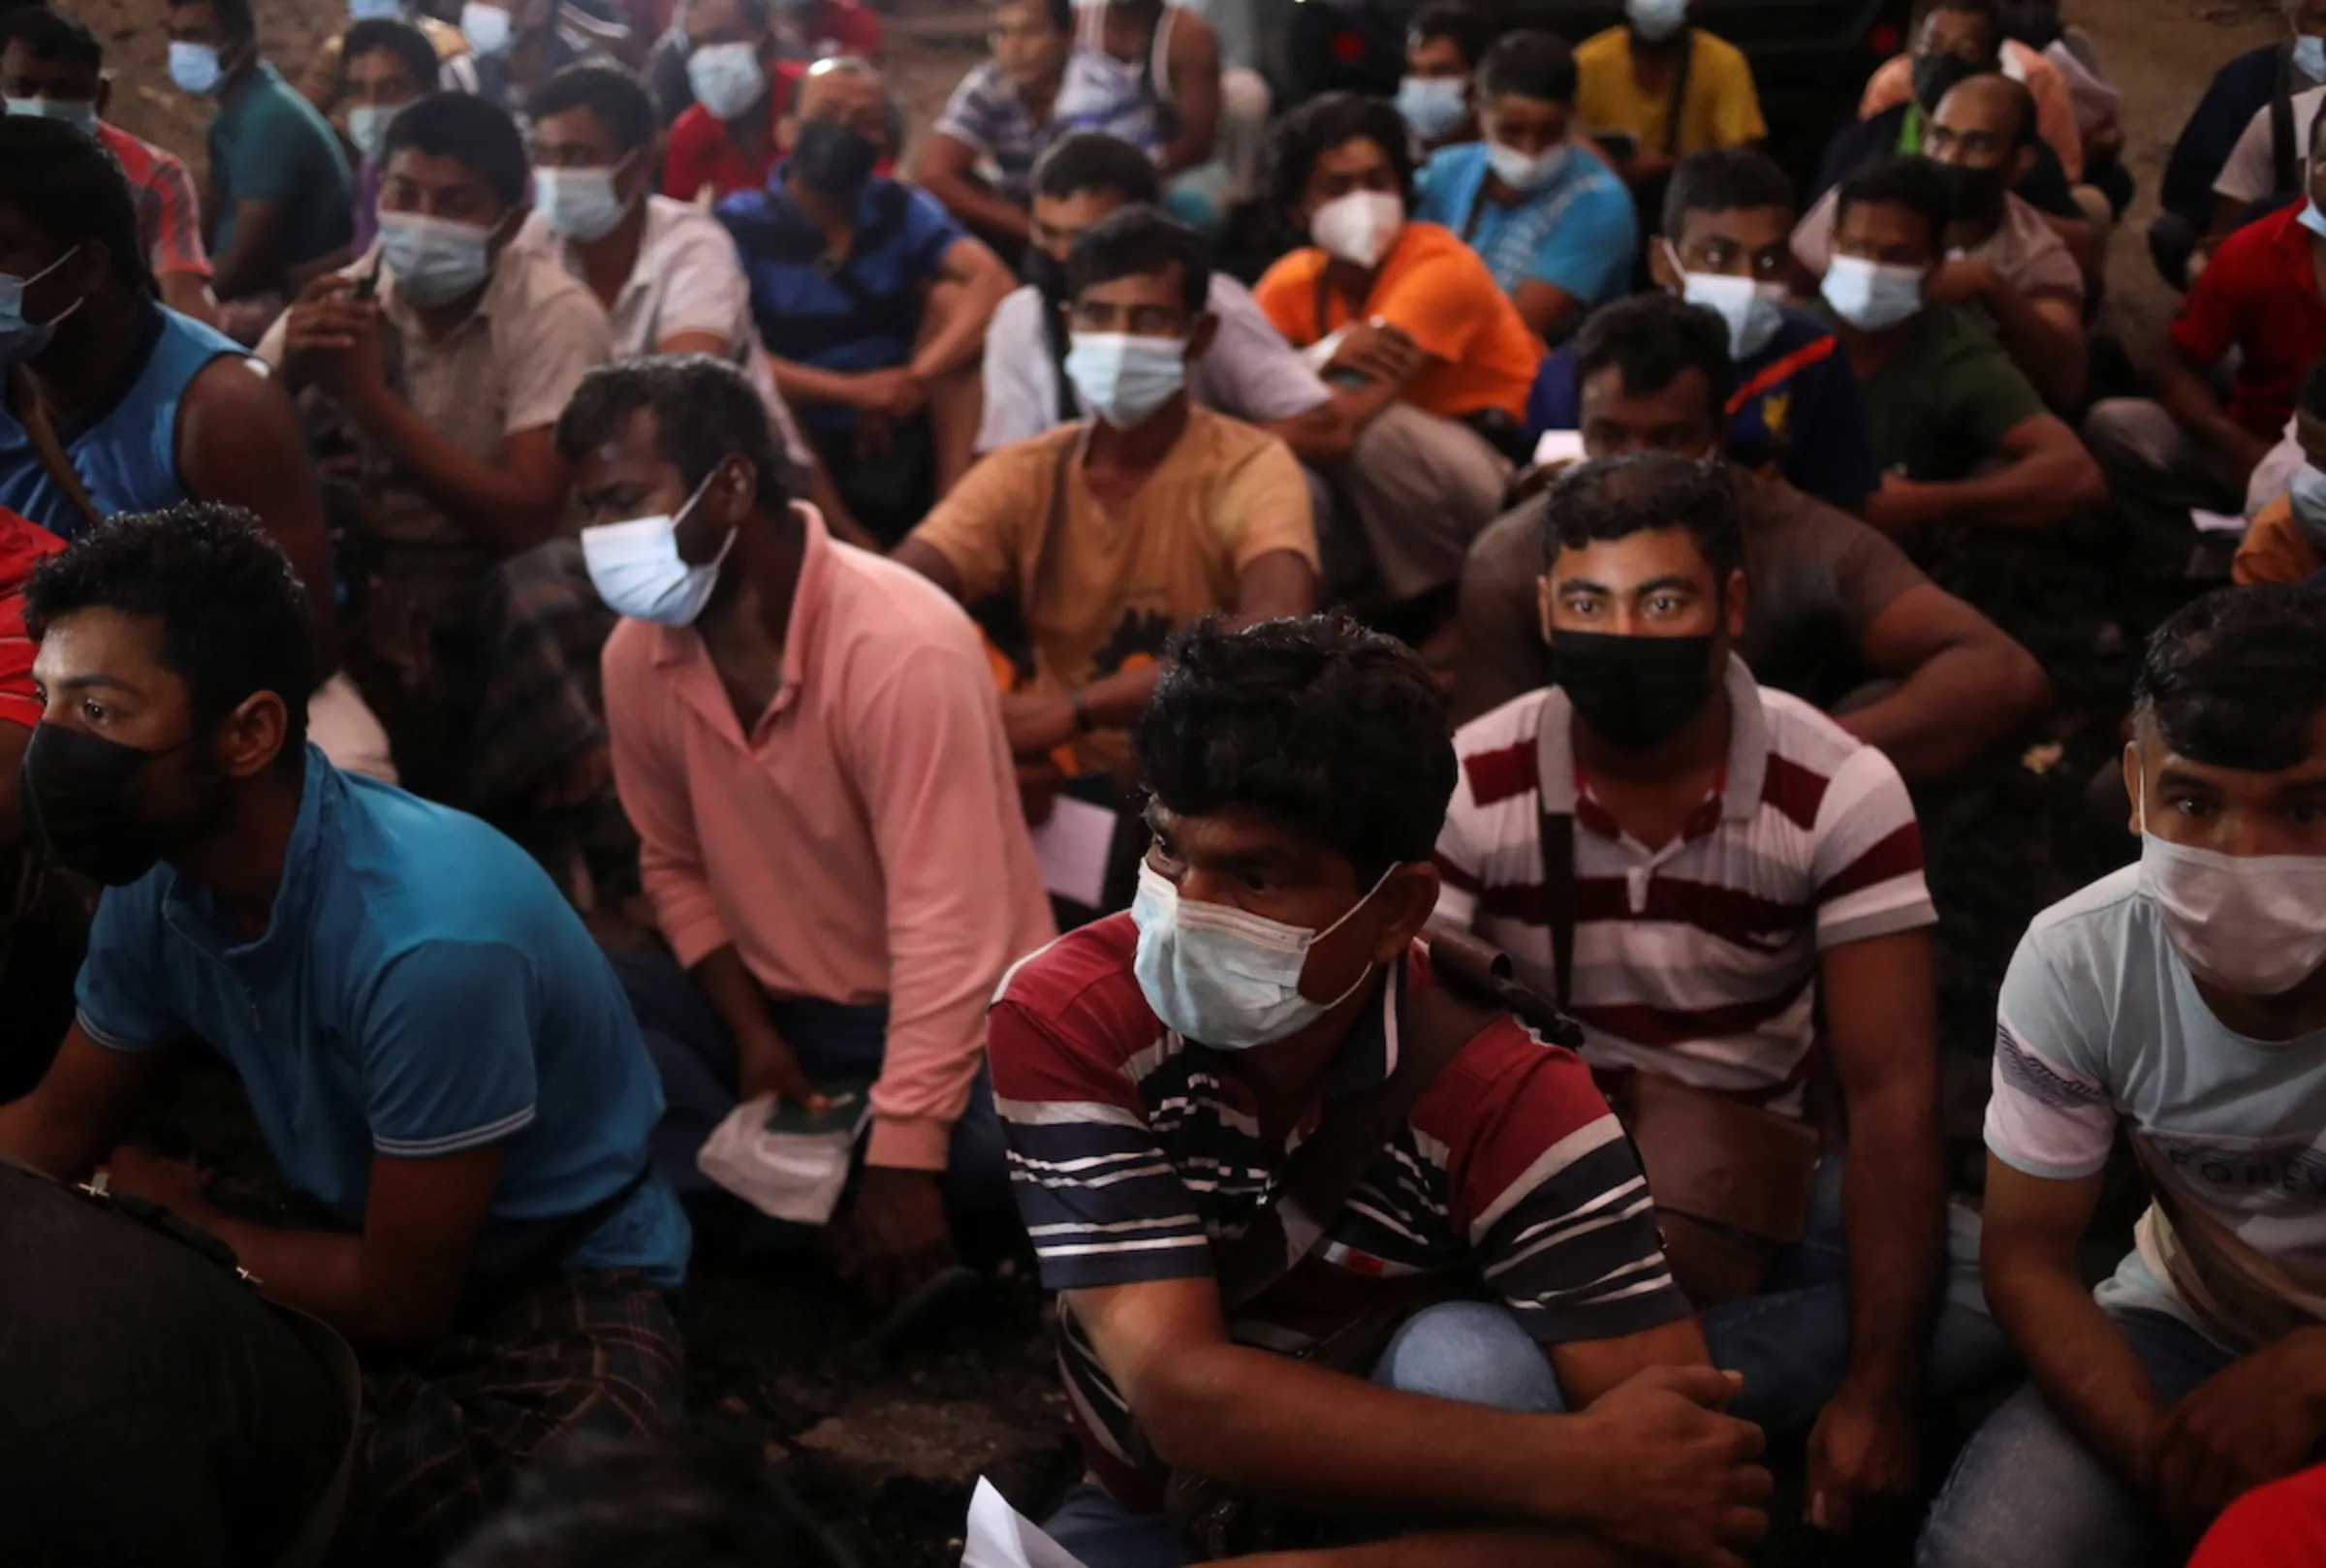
[1370,1301,1566,1414]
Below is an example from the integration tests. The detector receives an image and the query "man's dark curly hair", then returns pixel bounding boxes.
[555,355,793,514]
[2134,585,2326,773]
[1136,614,1456,883]
[23,504,314,758]
[1265,91,1415,219]
[1540,452,1744,586]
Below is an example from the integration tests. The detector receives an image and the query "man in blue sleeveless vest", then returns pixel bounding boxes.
[0,116,393,781]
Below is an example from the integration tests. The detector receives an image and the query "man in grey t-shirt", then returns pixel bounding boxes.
[1454,296,2046,782]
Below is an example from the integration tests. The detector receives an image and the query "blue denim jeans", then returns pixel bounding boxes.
[1042,1301,1562,1568]
[605,946,1012,1244]
[1915,1306,2238,1568]
[1698,1152,2020,1433]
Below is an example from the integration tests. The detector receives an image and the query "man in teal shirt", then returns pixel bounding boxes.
[167,0,353,328]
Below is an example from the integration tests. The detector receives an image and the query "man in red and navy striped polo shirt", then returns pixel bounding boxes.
[990,613,1769,1568]
[1435,454,2013,1539]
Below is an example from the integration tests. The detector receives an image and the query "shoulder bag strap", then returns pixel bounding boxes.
[1210,966,1499,1311]
[5,365,106,536]
[1538,804,1577,1010]
[1029,436,1076,610]
[2276,44,2302,196]
[1663,31,1697,158]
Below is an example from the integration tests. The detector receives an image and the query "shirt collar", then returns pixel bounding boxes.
[1321,955,1406,1098]
[1534,651,1767,823]
[160,744,334,969]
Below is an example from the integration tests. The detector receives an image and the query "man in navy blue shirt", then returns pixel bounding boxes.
[0,504,688,1564]
[2153,16,2323,289]
[1528,148,1879,516]
[717,57,1015,541]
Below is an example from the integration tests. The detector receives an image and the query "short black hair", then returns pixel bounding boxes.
[381,90,529,207]
[2299,358,2326,422]
[341,16,437,96]
[1835,154,1952,256]
[1066,204,1210,316]
[1476,29,1577,109]
[1138,615,1457,884]
[554,355,792,515]
[1572,294,1733,422]
[0,116,147,292]
[1267,91,1415,216]
[446,1435,798,1568]
[2134,586,2326,772]
[1663,145,1795,237]
[529,62,657,151]
[1540,453,1745,588]
[1408,0,1499,70]
[1033,130,1162,206]
[22,504,314,756]
[0,8,103,71]
[169,0,254,41]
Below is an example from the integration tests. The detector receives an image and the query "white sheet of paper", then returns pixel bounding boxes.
[1029,795,1116,907]
[961,1479,1092,1568]
[1533,428,1587,467]
[2190,508,2247,536]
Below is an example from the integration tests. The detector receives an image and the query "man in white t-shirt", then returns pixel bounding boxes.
[1922,584,2326,1568]
[2212,82,2323,226]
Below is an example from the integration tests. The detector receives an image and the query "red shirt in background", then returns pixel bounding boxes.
[2170,204,2326,442]
[0,511,66,733]
[2192,1465,2326,1568]
[663,60,805,204]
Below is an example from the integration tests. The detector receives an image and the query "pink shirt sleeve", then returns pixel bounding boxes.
[845,630,1055,1170]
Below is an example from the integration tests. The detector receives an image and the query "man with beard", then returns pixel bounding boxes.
[1793,73,2090,410]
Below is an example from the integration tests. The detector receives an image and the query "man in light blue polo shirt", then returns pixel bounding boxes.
[1414,28,1638,344]
[0,503,687,1565]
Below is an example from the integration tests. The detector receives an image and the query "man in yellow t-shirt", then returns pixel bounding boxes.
[1574,0,1766,192]
[896,207,1318,779]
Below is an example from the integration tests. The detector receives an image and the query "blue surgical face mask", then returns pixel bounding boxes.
[5,96,100,136]
[1396,75,1468,140]
[688,41,769,121]
[350,0,404,18]
[1063,330,1188,429]
[2298,33,2326,83]
[1487,139,1573,193]
[2291,462,2326,542]
[1131,861,1397,1051]
[169,40,223,96]
[581,475,737,627]
[461,1,515,56]
[1627,0,1689,42]
[1822,254,1927,332]
[2302,200,2326,240]
[346,102,401,163]
[0,245,83,367]
[535,157,638,242]
[379,211,497,306]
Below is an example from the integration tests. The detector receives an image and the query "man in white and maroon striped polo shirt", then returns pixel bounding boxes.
[1436,453,2011,1539]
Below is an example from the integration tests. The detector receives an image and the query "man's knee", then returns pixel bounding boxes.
[1370,1301,1565,1413]
[2081,397,2182,474]
[1351,404,1512,519]
[1917,1382,2145,1568]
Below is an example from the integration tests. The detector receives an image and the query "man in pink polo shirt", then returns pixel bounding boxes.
[556,355,1054,1303]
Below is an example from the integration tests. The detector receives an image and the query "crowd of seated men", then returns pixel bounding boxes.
[9,0,2326,1561]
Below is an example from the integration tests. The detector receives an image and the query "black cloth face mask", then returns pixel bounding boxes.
[19,723,184,886]
[1551,630,1720,752]
[791,118,881,201]
[1912,52,1984,114]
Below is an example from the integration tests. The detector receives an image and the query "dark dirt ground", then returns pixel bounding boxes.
[87,0,2296,1560]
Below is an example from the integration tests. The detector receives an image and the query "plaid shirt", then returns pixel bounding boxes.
[932,49,1159,204]
[97,121,211,280]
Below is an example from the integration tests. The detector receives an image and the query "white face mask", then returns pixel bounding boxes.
[1062,330,1188,428]
[688,40,770,121]
[2138,793,2326,997]
[1310,189,1405,269]
[1627,0,1689,42]
[1487,140,1573,193]
[346,101,401,164]
[460,0,515,55]
[1131,861,1397,1051]
[581,475,737,627]
[535,158,639,242]
[1668,246,1788,361]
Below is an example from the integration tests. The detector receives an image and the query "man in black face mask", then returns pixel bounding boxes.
[1436,453,2008,1541]
[716,56,1016,542]
[1794,71,2090,409]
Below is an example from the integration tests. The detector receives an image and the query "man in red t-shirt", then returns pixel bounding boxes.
[0,507,77,1096]
[0,508,66,836]
[2083,114,2326,522]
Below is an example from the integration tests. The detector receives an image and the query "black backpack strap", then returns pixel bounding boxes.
[2276,43,2302,196]
[1537,805,1577,1011]
[1663,31,1697,158]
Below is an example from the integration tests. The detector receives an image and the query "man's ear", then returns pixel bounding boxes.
[1536,571,1556,643]
[1370,860,1444,964]
[2009,142,2037,189]
[1648,236,1682,293]
[2121,738,2145,838]
[1184,310,1219,362]
[96,72,115,117]
[775,113,801,155]
[220,691,292,779]
[1723,566,1747,642]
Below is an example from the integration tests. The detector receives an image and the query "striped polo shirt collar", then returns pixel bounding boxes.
[1533,651,1769,824]
[1318,958,1404,1098]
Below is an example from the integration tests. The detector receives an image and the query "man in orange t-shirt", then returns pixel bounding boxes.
[1251,92,1541,614]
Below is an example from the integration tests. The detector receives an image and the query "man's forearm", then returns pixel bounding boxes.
[2154,362,2271,476]
[1981,285,2088,409]
[909,293,1002,383]
[1869,455,2092,533]
[1839,641,2046,780]
[1082,662,1164,730]
[1838,1090,1945,1400]
[921,172,1032,248]
[180,1203,410,1343]
[688,943,783,1060]
[341,388,560,553]
[1988,1258,2161,1482]
[769,357,884,412]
